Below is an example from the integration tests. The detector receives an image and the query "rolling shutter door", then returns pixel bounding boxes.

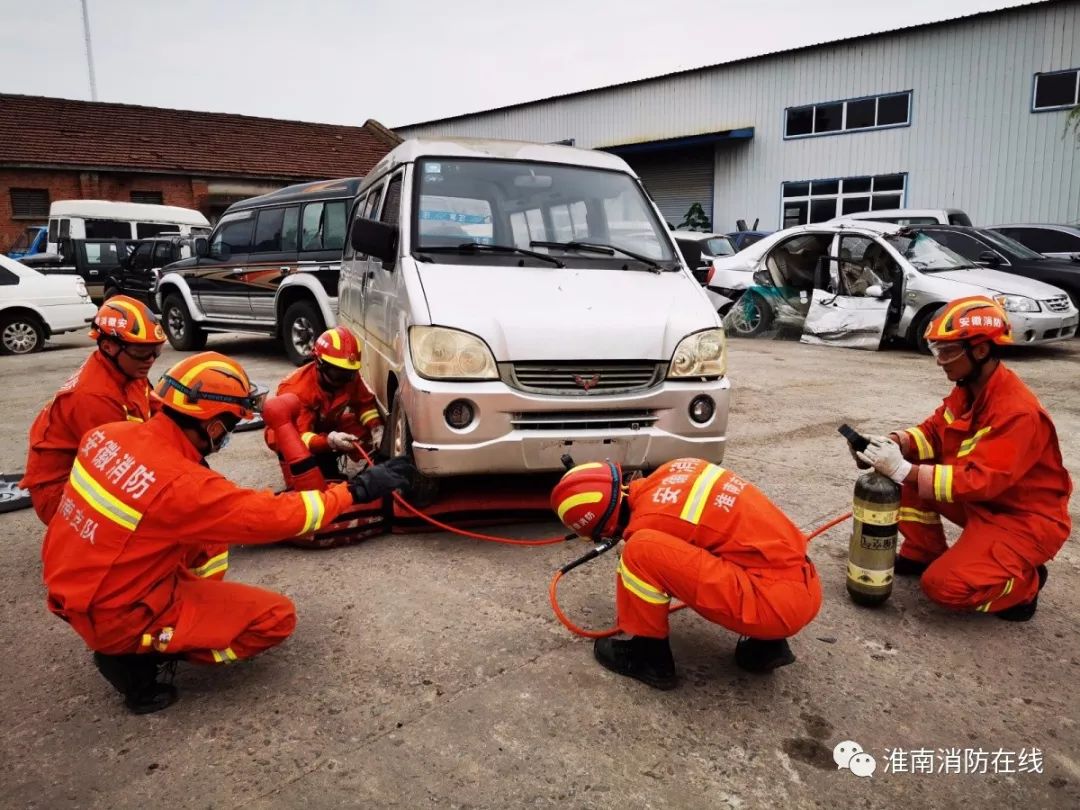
[623,146,715,228]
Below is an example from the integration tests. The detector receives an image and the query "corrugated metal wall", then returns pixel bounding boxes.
[622,147,715,226]
[399,2,1080,229]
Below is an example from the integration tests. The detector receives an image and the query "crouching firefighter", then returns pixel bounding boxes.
[42,352,414,714]
[855,296,1072,621]
[265,326,384,487]
[551,459,822,690]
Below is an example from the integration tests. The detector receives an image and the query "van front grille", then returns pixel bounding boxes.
[504,362,664,395]
[510,410,657,431]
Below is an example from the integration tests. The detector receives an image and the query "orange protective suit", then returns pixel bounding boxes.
[892,364,1072,613]
[615,459,821,640]
[42,412,354,663]
[22,351,153,523]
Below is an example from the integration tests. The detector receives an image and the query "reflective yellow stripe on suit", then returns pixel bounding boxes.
[898,507,941,525]
[193,551,229,578]
[617,559,670,605]
[69,459,143,530]
[301,432,318,448]
[298,490,326,535]
[211,647,239,664]
[905,427,934,460]
[359,409,380,425]
[678,464,725,524]
[957,427,992,458]
[933,465,954,503]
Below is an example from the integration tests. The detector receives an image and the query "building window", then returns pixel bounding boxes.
[1032,68,1080,111]
[784,92,912,139]
[10,188,50,218]
[131,191,164,205]
[780,174,907,227]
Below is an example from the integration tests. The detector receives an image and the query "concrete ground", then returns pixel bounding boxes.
[1,330,1077,809]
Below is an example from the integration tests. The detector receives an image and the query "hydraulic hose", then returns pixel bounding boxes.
[549,510,854,639]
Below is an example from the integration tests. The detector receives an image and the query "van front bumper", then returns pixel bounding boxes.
[401,373,731,477]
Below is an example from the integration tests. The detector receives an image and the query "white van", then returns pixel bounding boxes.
[831,208,972,226]
[340,138,730,491]
[46,201,211,254]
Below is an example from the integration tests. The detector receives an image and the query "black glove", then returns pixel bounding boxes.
[348,456,416,503]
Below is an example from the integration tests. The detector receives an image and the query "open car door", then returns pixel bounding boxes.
[800,234,891,350]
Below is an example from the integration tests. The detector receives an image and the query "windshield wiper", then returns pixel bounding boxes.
[420,242,564,268]
[530,240,666,273]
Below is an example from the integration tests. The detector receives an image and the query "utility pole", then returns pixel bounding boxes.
[80,0,98,101]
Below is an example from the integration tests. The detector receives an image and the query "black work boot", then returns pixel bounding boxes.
[92,652,179,715]
[995,564,1048,623]
[734,637,796,673]
[893,554,930,577]
[593,636,677,690]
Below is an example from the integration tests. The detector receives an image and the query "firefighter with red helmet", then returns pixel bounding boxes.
[265,326,384,486]
[856,296,1071,621]
[22,296,165,524]
[551,459,822,690]
[41,352,413,714]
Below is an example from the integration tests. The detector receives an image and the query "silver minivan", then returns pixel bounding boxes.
[339,139,730,488]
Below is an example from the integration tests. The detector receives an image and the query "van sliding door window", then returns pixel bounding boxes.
[85,219,132,239]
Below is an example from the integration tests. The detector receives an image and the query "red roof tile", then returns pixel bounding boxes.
[0,94,400,180]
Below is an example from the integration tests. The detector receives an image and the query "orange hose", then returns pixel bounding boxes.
[548,510,853,639]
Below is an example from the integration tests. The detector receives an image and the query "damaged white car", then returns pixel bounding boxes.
[707,221,1079,351]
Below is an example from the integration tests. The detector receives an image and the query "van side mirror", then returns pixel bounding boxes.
[194,237,209,258]
[351,218,398,263]
[977,250,1001,268]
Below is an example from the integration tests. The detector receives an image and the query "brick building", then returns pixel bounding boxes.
[0,94,401,250]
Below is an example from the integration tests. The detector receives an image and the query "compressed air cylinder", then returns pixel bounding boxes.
[846,471,900,607]
[262,393,327,492]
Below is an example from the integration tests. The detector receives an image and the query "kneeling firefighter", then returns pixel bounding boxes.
[552,458,822,690]
[42,351,414,714]
[264,326,384,487]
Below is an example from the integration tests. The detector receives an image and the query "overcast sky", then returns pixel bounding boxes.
[0,0,1043,128]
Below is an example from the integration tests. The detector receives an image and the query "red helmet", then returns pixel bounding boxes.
[550,461,625,539]
[90,295,166,344]
[312,326,361,371]
[153,352,265,422]
[924,296,1013,346]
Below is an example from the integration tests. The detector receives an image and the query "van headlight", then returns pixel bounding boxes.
[668,328,727,379]
[994,295,1039,313]
[410,326,499,380]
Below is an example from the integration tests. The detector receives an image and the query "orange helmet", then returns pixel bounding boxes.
[153,352,266,422]
[312,326,361,371]
[551,461,625,539]
[90,296,166,344]
[924,296,1013,346]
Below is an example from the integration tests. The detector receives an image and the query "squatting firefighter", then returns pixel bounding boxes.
[41,352,414,714]
[856,296,1071,621]
[22,296,163,524]
[265,326,384,486]
[552,459,822,690]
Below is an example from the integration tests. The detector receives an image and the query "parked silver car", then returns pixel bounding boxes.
[339,138,730,492]
[708,221,1078,351]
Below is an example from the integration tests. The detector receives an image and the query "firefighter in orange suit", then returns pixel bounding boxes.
[856,296,1071,621]
[552,459,822,690]
[41,352,413,714]
[265,326,384,487]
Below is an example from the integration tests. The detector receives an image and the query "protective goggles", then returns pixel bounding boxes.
[318,360,359,386]
[927,342,967,363]
[159,375,270,413]
[121,343,165,362]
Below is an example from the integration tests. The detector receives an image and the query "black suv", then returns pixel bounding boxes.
[105,235,196,309]
[155,178,362,364]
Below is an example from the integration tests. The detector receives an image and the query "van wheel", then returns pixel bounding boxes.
[728,292,772,337]
[282,301,325,366]
[385,392,440,507]
[0,312,45,355]
[910,305,944,355]
[162,294,208,351]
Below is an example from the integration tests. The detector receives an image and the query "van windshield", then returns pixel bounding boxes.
[412,158,676,266]
[885,231,976,272]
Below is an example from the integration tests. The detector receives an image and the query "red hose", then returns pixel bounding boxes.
[549,510,854,639]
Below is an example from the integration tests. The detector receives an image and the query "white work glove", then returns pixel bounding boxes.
[856,437,912,484]
[369,425,384,451]
[327,431,359,453]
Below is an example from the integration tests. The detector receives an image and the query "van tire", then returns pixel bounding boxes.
[910,305,944,355]
[162,294,208,351]
[282,300,325,366]
[385,392,440,507]
[0,312,45,355]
